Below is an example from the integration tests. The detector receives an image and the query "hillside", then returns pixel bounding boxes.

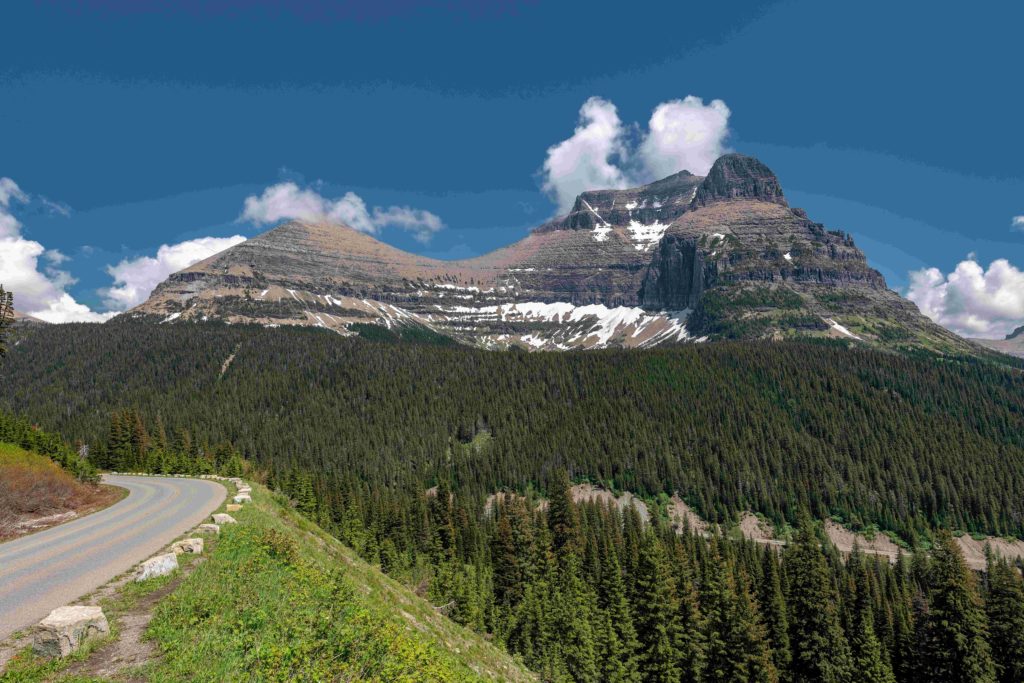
[1,479,533,682]
[126,154,975,355]
[975,325,1024,359]
[3,321,1023,544]
[0,442,119,541]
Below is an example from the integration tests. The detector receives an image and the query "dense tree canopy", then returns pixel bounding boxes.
[4,320,1024,682]
[2,322,1023,541]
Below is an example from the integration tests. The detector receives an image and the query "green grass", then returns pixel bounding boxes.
[0,442,49,466]
[141,485,532,682]
[2,481,533,682]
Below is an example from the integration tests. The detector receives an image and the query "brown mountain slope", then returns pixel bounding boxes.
[129,154,974,354]
[973,326,1024,358]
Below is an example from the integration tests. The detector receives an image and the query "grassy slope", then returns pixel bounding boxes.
[1,481,533,682]
[0,443,118,541]
[144,484,533,681]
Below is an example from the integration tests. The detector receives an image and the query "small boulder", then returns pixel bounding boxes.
[33,606,109,658]
[225,503,242,512]
[136,553,179,581]
[171,538,204,555]
[197,523,220,534]
[236,486,252,494]
[233,494,251,504]
[212,513,237,525]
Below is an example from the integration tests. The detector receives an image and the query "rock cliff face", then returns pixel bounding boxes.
[130,154,973,353]
[973,326,1024,359]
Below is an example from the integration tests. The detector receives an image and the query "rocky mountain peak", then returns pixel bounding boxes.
[1006,325,1024,340]
[538,170,703,235]
[691,153,787,208]
[127,152,973,355]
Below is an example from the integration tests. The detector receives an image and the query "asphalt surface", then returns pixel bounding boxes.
[0,475,226,641]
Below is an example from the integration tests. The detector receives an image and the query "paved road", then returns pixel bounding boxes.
[0,475,226,641]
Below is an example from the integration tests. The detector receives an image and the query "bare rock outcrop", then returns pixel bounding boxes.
[136,553,179,581]
[170,538,204,555]
[33,606,109,657]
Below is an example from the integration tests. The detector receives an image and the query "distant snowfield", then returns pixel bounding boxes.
[436,300,695,350]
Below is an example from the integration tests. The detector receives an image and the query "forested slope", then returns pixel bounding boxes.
[2,321,1023,542]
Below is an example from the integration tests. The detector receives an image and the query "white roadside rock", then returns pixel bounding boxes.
[33,606,109,657]
[212,513,237,525]
[136,553,179,581]
[171,538,204,555]
[197,523,220,534]
[233,494,251,504]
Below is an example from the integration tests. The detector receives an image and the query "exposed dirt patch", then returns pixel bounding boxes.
[65,558,206,680]
[824,520,903,563]
[570,484,650,523]
[739,512,783,545]
[667,496,709,536]
[0,483,126,542]
[955,534,1024,571]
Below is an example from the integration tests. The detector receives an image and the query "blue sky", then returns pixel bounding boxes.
[2,0,1023,336]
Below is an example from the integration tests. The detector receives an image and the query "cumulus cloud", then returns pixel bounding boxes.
[103,235,248,310]
[240,182,444,243]
[541,95,733,213]
[0,177,29,237]
[906,256,1024,338]
[638,96,732,181]
[0,177,113,323]
[1012,216,1024,231]
[541,97,630,213]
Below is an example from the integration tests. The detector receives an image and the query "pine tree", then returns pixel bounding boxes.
[847,545,895,683]
[595,535,641,683]
[785,517,854,683]
[551,554,599,682]
[492,503,521,608]
[634,533,682,683]
[984,552,1024,683]
[917,529,996,683]
[759,549,791,673]
[702,545,778,683]
[547,468,579,561]
[0,285,13,359]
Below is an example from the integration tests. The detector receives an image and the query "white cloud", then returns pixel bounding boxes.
[0,177,29,238]
[906,256,1024,338]
[240,182,444,242]
[103,235,247,310]
[371,205,444,243]
[1012,215,1024,231]
[541,95,733,213]
[541,97,630,213]
[0,177,113,323]
[638,96,731,181]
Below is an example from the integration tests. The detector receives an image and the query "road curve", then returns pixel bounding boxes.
[0,475,226,641]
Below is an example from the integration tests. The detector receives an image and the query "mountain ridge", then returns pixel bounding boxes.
[129,154,975,355]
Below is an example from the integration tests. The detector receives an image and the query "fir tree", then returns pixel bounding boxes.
[547,468,580,560]
[759,549,791,673]
[634,533,682,683]
[595,535,641,683]
[847,545,895,683]
[984,552,1024,683]
[917,529,996,683]
[702,545,777,683]
[785,517,854,683]
[0,286,13,359]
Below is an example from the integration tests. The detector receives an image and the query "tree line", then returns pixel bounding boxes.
[3,322,1023,542]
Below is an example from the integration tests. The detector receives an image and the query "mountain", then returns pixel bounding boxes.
[974,325,1024,358]
[12,310,46,325]
[129,154,971,353]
